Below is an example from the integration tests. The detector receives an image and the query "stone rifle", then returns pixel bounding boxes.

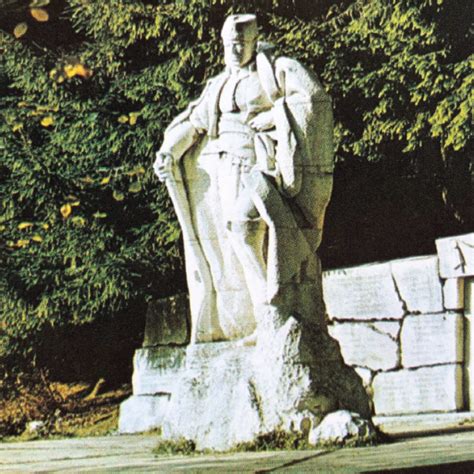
[157,152,215,344]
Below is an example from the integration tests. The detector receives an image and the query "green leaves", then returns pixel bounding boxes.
[1,0,471,367]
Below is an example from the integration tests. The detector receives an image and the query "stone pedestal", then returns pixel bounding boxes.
[120,309,370,450]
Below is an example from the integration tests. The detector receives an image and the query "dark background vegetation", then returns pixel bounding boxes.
[0,0,472,384]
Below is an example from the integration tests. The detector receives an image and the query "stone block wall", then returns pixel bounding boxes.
[120,233,473,433]
[323,233,473,417]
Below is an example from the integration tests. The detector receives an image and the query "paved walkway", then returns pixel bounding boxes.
[1,431,473,473]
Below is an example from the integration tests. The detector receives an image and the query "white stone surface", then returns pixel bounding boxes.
[391,256,443,313]
[323,262,405,320]
[370,321,400,339]
[465,278,474,410]
[118,395,170,433]
[400,313,463,368]
[436,233,474,278]
[373,412,474,436]
[143,295,189,346]
[157,313,370,450]
[132,347,185,395]
[154,14,334,343]
[354,367,373,387]
[308,410,374,445]
[443,278,465,310]
[328,323,398,371]
[372,365,463,415]
[138,14,373,451]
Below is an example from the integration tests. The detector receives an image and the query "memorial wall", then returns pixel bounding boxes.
[325,232,473,421]
[119,232,474,434]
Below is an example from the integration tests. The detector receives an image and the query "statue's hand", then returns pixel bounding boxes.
[249,110,274,131]
[154,152,174,182]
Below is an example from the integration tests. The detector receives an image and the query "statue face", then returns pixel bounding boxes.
[223,39,256,69]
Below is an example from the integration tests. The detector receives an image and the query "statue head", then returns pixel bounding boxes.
[221,14,258,69]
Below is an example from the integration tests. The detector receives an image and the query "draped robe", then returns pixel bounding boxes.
[159,51,334,343]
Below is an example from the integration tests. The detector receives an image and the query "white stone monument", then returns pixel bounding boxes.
[120,14,372,450]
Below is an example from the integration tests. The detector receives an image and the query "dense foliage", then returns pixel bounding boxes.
[0,0,472,370]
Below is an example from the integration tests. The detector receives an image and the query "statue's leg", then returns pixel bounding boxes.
[227,217,268,308]
[242,170,313,298]
[187,152,256,340]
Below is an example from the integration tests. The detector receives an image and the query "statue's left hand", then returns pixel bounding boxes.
[249,111,274,131]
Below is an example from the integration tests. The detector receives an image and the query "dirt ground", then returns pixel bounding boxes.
[0,375,130,441]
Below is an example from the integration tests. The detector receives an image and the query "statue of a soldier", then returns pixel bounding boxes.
[154,14,334,344]
[150,13,371,450]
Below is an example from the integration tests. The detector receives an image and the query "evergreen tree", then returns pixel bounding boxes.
[0,0,472,370]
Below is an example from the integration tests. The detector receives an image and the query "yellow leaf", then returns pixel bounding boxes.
[57,75,65,84]
[100,176,111,185]
[71,216,86,226]
[80,176,94,184]
[64,63,92,79]
[93,212,107,219]
[60,204,72,218]
[126,165,146,176]
[18,222,34,230]
[73,64,92,79]
[12,123,23,132]
[42,223,49,230]
[113,191,124,201]
[70,200,80,207]
[128,182,142,193]
[16,239,30,248]
[118,115,129,124]
[41,116,54,127]
[129,112,139,125]
[32,235,43,242]
[17,101,28,107]
[64,64,75,78]
[13,23,28,38]
[30,8,49,22]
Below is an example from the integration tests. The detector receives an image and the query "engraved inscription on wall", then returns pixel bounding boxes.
[323,263,405,320]
[401,313,463,368]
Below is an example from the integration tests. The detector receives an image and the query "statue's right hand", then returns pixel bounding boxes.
[153,152,174,182]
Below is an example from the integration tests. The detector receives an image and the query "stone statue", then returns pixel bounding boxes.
[147,14,372,450]
[154,14,334,344]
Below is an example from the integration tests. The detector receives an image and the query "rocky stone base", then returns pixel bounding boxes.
[120,312,372,450]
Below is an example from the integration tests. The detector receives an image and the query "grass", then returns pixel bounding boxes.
[152,427,380,456]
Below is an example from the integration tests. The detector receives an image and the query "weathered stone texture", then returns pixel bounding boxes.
[132,347,186,395]
[354,367,373,387]
[400,313,463,368]
[308,410,375,446]
[372,365,463,415]
[465,278,474,410]
[391,256,443,314]
[159,314,370,450]
[323,263,405,320]
[119,395,170,433]
[328,323,398,371]
[143,294,190,347]
[443,278,465,310]
[370,321,400,339]
[436,233,474,278]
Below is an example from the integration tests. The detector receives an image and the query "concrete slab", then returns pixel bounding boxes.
[374,411,474,436]
[0,431,473,472]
